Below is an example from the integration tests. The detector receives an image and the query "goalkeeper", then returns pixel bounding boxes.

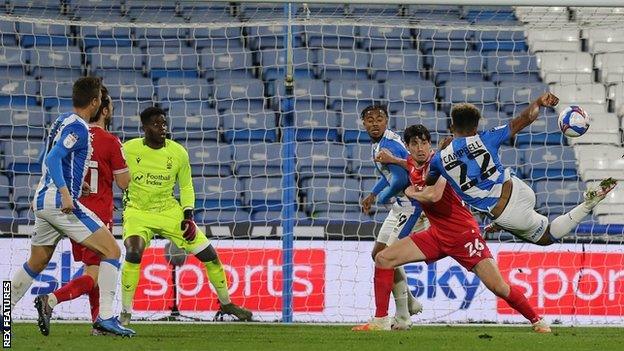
[120,107,252,324]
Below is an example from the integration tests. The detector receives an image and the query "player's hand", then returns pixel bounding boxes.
[361,194,376,215]
[405,185,419,199]
[537,92,559,108]
[181,209,197,241]
[80,181,91,197]
[60,193,75,214]
[438,136,453,150]
[374,149,394,164]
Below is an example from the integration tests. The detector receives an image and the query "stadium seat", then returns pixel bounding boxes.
[349,144,376,176]
[327,80,382,110]
[305,24,358,49]
[222,109,278,143]
[233,143,282,177]
[318,49,369,80]
[0,107,46,139]
[102,73,154,101]
[145,46,199,79]
[3,138,43,173]
[165,101,219,141]
[296,142,349,179]
[190,26,244,51]
[258,48,316,81]
[213,78,265,111]
[341,107,372,143]
[0,77,38,106]
[484,51,540,83]
[185,141,233,177]
[301,177,361,214]
[370,49,422,81]
[441,81,498,113]
[417,28,474,53]
[566,113,620,146]
[243,176,283,212]
[88,46,144,72]
[523,146,578,180]
[499,146,524,177]
[0,174,10,205]
[156,77,212,102]
[194,209,250,224]
[498,82,548,115]
[132,10,188,43]
[536,52,593,84]
[247,24,303,50]
[432,51,484,85]
[393,109,449,134]
[0,20,17,46]
[526,28,580,52]
[360,25,414,50]
[77,13,133,48]
[0,46,27,74]
[575,145,624,181]
[478,111,511,132]
[292,110,340,142]
[40,79,74,109]
[534,180,584,214]
[582,28,624,53]
[17,21,70,47]
[594,53,624,84]
[608,83,624,114]
[11,173,40,210]
[200,48,255,81]
[272,78,326,109]
[385,79,436,107]
[110,100,152,140]
[593,186,624,217]
[550,83,607,113]
[193,176,242,210]
[474,30,526,52]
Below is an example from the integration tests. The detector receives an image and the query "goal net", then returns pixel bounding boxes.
[1,0,624,325]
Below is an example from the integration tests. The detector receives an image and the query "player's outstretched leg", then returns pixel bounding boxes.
[391,267,422,330]
[119,236,146,327]
[195,245,252,321]
[472,258,550,333]
[11,245,55,310]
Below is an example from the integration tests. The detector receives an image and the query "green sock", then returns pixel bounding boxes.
[121,261,141,312]
[204,260,231,305]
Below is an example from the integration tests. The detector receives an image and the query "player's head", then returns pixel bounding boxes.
[72,76,103,119]
[450,103,481,136]
[89,85,113,129]
[361,105,389,141]
[403,124,432,164]
[140,106,168,145]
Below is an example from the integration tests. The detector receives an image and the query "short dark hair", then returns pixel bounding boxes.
[360,105,388,120]
[450,103,481,133]
[89,85,110,124]
[140,106,166,125]
[403,124,431,145]
[72,76,102,108]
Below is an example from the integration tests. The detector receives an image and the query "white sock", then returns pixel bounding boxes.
[47,293,58,308]
[98,259,120,320]
[11,263,37,309]
[392,267,410,320]
[550,204,591,239]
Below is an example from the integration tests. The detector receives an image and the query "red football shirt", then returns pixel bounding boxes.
[79,126,128,227]
[407,154,478,231]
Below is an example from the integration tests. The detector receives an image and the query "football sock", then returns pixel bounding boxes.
[392,267,410,319]
[550,204,590,239]
[88,285,100,322]
[121,261,141,313]
[98,259,120,320]
[204,260,231,305]
[50,274,95,308]
[11,262,38,309]
[503,285,541,324]
[374,267,395,318]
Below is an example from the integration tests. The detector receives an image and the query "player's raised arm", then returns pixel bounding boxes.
[374,148,408,170]
[508,92,559,137]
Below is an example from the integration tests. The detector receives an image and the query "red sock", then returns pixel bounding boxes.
[53,275,95,303]
[503,285,541,324]
[374,267,395,318]
[88,286,100,322]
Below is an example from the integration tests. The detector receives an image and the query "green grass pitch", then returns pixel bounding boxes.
[9,323,624,351]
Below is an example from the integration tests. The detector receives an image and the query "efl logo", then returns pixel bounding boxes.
[133,248,325,312]
[497,251,624,316]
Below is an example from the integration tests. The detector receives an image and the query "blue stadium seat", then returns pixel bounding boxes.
[441,81,497,109]
[370,49,422,81]
[12,173,39,210]
[102,73,154,101]
[361,25,414,50]
[213,78,265,111]
[0,77,38,106]
[484,51,540,84]
[293,110,340,142]
[0,46,28,73]
[132,10,188,42]
[243,176,283,212]
[250,210,307,223]
[417,28,474,53]
[349,144,376,176]
[111,100,152,140]
[258,48,315,81]
[534,180,584,214]
[387,101,436,119]
[3,138,43,173]
[474,30,526,52]
[88,46,144,72]
[479,111,511,132]
[0,174,10,205]
[146,46,199,79]
[432,51,484,85]
[200,48,254,81]
[318,49,369,80]
[0,20,17,46]
[349,4,402,16]
[272,78,325,108]
[156,77,211,102]
[328,80,382,110]
[222,109,278,143]
[523,146,578,180]
[394,109,449,134]
[165,101,219,141]
[499,146,524,178]
[190,26,244,50]
[302,177,361,213]
[240,3,291,20]
[498,82,548,115]
[193,176,242,210]
[247,25,303,50]
[233,142,282,177]
[296,142,349,178]
[194,209,250,224]
[184,141,233,177]
[341,110,370,143]
[385,78,436,106]
[305,24,358,49]
[17,22,70,47]
[77,13,133,48]
[40,79,73,109]
[0,107,46,139]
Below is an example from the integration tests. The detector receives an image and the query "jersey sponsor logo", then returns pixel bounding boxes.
[132,172,171,186]
[63,132,79,149]
[133,172,145,184]
[498,251,624,315]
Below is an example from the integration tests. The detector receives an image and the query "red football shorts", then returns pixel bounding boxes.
[70,239,101,266]
[409,225,492,271]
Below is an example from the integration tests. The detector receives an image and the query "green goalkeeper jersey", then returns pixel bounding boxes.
[122,138,194,212]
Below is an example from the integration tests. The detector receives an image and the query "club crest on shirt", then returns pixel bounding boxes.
[63,132,78,148]
[166,156,173,170]
[136,156,141,164]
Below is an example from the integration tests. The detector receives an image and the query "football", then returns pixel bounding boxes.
[558,105,590,137]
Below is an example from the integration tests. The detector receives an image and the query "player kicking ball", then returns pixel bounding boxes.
[33,86,130,336]
[354,125,549,333]
[425,93,616,246]
[120,107,252,325]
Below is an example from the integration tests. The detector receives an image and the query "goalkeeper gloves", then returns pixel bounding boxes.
[181,209,197,241]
